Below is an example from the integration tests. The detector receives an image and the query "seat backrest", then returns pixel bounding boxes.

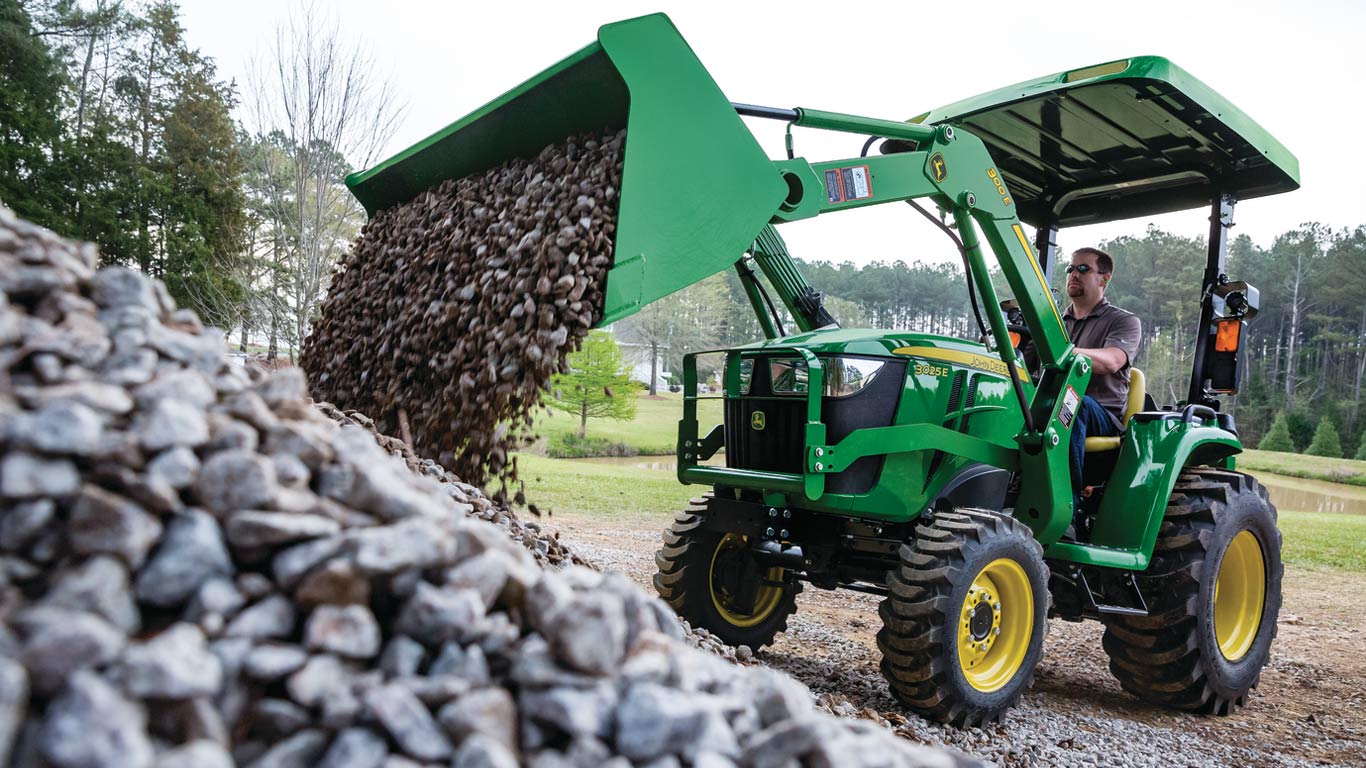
[1122,368,1146,427]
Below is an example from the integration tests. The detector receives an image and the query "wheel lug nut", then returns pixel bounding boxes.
[994,602,1001,610]
[992,628,1000,636]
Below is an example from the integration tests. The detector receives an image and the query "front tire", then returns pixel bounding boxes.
[653,495,800,648]
[1102,468,1283,714]
[877,508,1050,726]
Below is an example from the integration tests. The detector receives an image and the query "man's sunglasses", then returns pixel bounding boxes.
[1065,264,1095,275]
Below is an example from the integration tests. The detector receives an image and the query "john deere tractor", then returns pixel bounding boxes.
[344,14,1295,726]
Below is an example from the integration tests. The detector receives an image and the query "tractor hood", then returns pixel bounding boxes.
[730,328,1028,381]
[914,57,1300,228]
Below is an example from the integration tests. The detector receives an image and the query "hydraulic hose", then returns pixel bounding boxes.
[857,136,989,342]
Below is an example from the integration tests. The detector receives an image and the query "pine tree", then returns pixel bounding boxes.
[1306,415,1343,458]
[547,331,639,438]
[0,0,64,224]
[161,55,246,328]
[1257,411,1295,452]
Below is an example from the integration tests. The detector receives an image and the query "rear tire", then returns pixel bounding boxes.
[653,495,800,649]
[877,508,1049,726]
[1102,468,1283,714]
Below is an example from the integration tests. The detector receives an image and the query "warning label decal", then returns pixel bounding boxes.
[1059,386,1080,430]
[824,165,873,205]
[825,169,843,204]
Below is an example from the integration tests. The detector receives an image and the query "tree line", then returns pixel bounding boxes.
[0,0,400,357]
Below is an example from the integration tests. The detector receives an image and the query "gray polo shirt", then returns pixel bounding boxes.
[1064,297,1142,425]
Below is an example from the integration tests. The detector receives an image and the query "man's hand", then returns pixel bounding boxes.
[1075,346,1128,376]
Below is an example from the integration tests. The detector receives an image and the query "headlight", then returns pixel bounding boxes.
[823,356,885,397]
[764,356,885,397]
[769,358,808,394]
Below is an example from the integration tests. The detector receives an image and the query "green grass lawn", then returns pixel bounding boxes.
[1276,509,1366,571]
[1239,449,1366,487]
[532,391,724,455]
[515,453,698,522]
[517,454,1366,572]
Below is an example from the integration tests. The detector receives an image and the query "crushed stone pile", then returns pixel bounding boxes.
[0,208,981,767]
[309,400,586,570]
[302,132,622,494]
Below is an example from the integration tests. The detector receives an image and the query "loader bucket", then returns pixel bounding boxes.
[345,13,788,326]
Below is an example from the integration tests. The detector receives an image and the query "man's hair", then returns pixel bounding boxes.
[1073,246,1113,275]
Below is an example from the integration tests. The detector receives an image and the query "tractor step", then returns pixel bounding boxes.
[1078,568,1149,617]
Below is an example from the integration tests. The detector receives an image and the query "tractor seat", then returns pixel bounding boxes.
[1083,368,1145,453]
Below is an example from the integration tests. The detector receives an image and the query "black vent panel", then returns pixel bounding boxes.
[724,396,804,472]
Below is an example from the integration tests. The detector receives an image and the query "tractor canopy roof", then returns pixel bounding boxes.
[915,56,1299,229]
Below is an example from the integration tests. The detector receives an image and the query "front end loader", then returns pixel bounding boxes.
[346,14,1299,726]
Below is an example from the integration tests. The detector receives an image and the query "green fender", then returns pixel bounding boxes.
[1044,415,1240,570]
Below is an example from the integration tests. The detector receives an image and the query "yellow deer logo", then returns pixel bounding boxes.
[929,153,948,183]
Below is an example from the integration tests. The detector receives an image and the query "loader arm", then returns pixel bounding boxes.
[745,226,836,335]
[744,113,1088,541]
[345,12,1086,540]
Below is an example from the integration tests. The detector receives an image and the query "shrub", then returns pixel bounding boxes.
[1356,430,1366,461]
[1257,412,1295,452]
[1286,411,1316,454]
[1306,415,1343,458]
[546,433,639,459]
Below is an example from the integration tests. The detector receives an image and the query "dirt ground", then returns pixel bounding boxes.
[545,512,1366,768]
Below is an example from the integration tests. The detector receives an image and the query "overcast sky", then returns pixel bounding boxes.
[181,0,1360,275]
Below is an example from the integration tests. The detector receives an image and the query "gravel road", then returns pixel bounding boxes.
[548,515,1366,768]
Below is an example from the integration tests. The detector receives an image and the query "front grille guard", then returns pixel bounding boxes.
[678,346,827,500]
[677,347,1020,502]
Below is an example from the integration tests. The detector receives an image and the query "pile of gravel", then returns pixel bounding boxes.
[0,209,978,767]
[302,132,622,494]
[308,401,586,571]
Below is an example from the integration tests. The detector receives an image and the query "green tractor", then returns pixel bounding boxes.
[345,14,1295,726]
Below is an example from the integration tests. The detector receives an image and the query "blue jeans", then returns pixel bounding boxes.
[1069,395,1121,497]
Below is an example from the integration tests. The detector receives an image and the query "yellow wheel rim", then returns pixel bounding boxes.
[709,533,785,628]
[957,558,1034,693]
[1214,530,1266,661]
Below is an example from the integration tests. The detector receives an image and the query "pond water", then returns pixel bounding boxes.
[568,457,1366,516]
[1254,472,1366,516]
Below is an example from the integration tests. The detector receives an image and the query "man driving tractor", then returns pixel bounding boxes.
[1060,247,1142,503]
[1022,247,1143,509]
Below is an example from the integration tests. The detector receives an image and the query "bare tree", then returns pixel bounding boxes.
[244,2,404,358]
[1278,225,1326,413]
[617,277,726,394]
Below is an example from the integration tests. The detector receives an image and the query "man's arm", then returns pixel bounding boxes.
[1075,345,1128,375]
[1078,312,1142,376]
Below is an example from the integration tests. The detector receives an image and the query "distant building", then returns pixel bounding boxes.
[616,340,672,392]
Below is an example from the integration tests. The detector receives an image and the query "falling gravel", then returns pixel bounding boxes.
[302,132,623,495]
[0,207,977,767]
